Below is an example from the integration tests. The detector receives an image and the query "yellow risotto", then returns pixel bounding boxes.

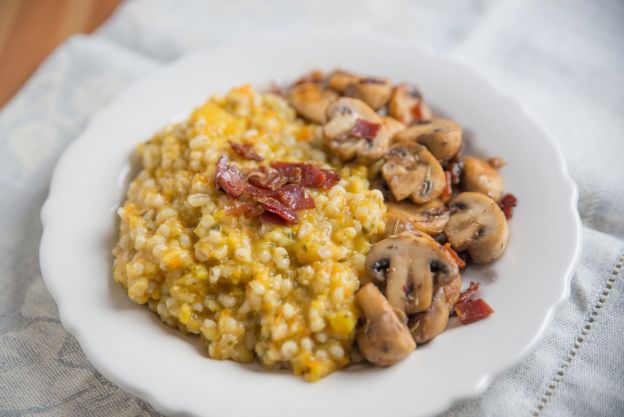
[112,85,386,381]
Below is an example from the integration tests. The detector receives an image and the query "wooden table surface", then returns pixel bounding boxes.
[0,0,122,108]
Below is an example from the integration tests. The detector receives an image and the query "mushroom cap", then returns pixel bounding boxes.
[385,199,450,237]
[324,97,390,162]
[388,83,433,125]
[410,274,461,344]
[364,232,460,314]
[381,141,446,204]
[288,82,337,124]
[355,283,416,366]
[462,156,505,202]
[327,69,360,93]
[345,77,393,110]
[381,116,406,140]
[445,192,509,264]
[394,118,462,163]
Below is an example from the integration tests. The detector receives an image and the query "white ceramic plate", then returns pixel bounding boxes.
[40,32,581,417]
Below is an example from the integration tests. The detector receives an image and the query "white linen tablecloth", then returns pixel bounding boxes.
[1,0,623,416]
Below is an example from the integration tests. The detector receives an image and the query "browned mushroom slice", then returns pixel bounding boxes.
[388,83,433,125]
[462,156,505,202]
[410,274,461,344]
[288,82,337,124]
[445,192,509,264]
[344,77,393,110]
[381,141,446,203]
[381,116,406,140]
[327,69,360,93]
[364,232,459,314]
[394,118,462,163]
[355,283,416,366]
[383,210,417,238]
[385,200,450,237]
[323,98,390,162]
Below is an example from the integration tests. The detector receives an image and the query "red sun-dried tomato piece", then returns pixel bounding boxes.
[454,298,494,324]
[215,156,247,197]
[499,193,518,219]
[350,118,381,140]
[260,197,298,223]
[229,141,263,161]
[276,184,315,211]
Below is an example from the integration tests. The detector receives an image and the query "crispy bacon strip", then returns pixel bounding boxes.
[443,242,466,269]
[499,193,518,220]
[215,157,337,224]
[321,169,340,188]
[457,281,481,304]
[215,156,246,197]
[454,299,494,324]
[260,197,298,223]
[276,184,315,210]
[243,184,276,200]
[271,161,340,189]
[259,212,286,224]
[229,142,263,161]
[350,118,381,140]
[247,167,287,190]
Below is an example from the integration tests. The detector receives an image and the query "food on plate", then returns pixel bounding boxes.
[461,156,504,202]
[288,82,338,124]
[355,283,415,366]
[381,141,446,203]
[445,192,509,264]
[388,82,432,125]
[364,232,460,314]
[324,97,390,162]
[113,69,516,381]
[384,200,449,237]
[395,118,462,164]
[344,77,394,110]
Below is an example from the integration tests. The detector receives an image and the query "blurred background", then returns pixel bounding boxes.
[0,0,121,107]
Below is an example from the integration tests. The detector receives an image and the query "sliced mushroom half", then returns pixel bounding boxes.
[394,118,462,163]
[462,156,504,202]
[381,141,446,203]
[327,70,360,93]
[445,192,509,264]
[388,83,433,125]
[323,97,390,162]
[381,116,406,140]
[355,283,416,366]
[288,82,337,124]
[344,77,393,110]
[385,200,450,237]
[365,232,460,314]
[410,274,461,344]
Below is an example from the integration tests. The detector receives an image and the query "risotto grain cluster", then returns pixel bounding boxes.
[112,85,386,381]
